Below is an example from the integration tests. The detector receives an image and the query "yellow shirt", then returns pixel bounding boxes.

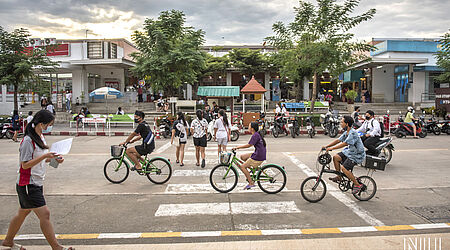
[404,112,414,123]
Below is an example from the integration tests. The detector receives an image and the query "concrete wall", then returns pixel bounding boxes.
[410,71,426,105]
[375,52,437,66]
[372,64,395,102]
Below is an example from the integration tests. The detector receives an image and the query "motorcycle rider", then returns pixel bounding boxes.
[356,110,382,156]
[404,106,418,138]
[323,116,365,195]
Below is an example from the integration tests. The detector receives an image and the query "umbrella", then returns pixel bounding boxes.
[89,87,123,136]
[89,87,123,99]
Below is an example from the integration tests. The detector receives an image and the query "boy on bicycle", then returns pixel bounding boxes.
[323,116,365,194]
[119,111,155,171]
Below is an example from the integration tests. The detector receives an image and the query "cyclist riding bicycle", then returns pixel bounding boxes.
[119,110,155,171]
[323,116,365,194]
[232,122,267,190]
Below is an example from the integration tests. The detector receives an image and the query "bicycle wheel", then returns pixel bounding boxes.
[146,158,172,184]
[104,157,129,184]
[300,176,327,203]
[210,164,238,193]
[272,128,279,138]
[353,176,377,201]
[257,165,287,194]
[231,131,239,141]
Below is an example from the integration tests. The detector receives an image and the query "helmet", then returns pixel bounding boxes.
[408,106,414,112]
[318,153,332,165]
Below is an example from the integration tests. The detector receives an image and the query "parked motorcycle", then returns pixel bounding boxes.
[372,136,395,164]
[424,115,441,135]
[206,116,240,142]
[439,120,450,135]
[271,115,289,138]
[305,116,316,138]
[159,114,172,139]
[288,115,300,138]
[256,111,268,137]
[320,111,339,138]
[3,118,25,139]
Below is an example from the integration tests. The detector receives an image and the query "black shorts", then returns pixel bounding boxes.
[337,152,357,171]
[193,135,207,147]
[16,184,46,209]
[135,144,154,156]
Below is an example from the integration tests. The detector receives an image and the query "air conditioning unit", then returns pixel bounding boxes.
[29,38,42,47]
[43,38,56,45]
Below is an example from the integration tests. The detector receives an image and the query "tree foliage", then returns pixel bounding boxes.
[0,26,55,111]
[202,53,230,76]
[265,0,376,106]
[436,32,450,83]
[227,48,268,77]
[131,10,206,96]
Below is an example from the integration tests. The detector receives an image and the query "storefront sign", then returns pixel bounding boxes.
[105,81,120,90]
[435,88,450,112]
[24,44,70,56]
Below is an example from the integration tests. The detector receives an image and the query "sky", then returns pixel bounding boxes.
[0,0,449,45]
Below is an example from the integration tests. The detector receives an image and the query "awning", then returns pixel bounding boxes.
[241,76,267,94]
[197,86,240,97]
[350,58,428,70]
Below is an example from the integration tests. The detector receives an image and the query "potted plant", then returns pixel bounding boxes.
[345,90,358,104]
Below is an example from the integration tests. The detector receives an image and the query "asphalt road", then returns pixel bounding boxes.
[0,133,449,246]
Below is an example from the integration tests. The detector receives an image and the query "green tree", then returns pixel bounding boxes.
[131,10,206,96]
[228,48,268,77]
[436,32,450,83]
[203,53,230,76]
[0,26,55,111]
[265,0,375,110]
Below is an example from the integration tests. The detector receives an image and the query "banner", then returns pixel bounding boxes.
[272,79,280,101]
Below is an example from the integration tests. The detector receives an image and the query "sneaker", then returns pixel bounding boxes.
[352,184,362,195]
[243,184,255,190]
[201,159,206,168]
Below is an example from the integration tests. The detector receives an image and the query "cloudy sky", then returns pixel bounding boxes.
[0,0,448,45]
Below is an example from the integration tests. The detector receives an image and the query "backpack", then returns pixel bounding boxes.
[143,123,155,145]
[371,119,384,138]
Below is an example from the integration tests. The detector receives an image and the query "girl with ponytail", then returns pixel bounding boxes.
[232,122,267,190]
[2,110,74,250]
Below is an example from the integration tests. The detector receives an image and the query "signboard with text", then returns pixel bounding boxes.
[435,87,450,112]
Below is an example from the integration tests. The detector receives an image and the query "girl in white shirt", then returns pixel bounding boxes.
[214,109,231,157]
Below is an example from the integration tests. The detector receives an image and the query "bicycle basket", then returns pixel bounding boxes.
[364,155,386,171]
[110,145,124,157]
[219,152,232,165]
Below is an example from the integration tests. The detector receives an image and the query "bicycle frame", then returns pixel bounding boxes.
[114,146,168,175]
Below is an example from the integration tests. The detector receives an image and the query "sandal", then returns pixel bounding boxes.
[180,163,184,167]
[243,184,255,190]
[3,243,25,250]
[176,160,180,164]
[196,163,200,166]
[329,176,342,183]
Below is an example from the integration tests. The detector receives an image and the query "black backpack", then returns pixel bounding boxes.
[372,119,384,138]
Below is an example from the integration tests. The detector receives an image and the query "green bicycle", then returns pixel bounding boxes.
[104,144,172,184]
[210,149,287,194]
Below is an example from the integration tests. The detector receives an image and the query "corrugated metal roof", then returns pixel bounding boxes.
[197,86,240,97]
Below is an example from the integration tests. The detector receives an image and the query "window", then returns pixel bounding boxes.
[109,43,117,58]
[87,42,103,59]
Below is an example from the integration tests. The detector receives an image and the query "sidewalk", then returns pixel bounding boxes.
[18,233,450,250]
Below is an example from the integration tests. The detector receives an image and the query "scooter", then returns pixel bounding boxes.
[393,117,427,138]
[207,116,240,142]
[271,114,289,138]
[288,115,300,138]
[159,114,172,139]
[3,118,25,139]
[305,116,316,138]
[320,111,340,138]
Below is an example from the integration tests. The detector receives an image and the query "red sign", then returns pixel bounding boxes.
[24,44,70,56]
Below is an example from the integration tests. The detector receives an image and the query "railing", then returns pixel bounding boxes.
[421,93,436,102]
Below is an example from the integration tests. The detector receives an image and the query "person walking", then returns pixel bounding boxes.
[191,110,208,168]
[171,112,189,166]
[40,97,47,110]
[137,87,143,103]
[12,110,20,142]
[214,109,231,158]
[26,111,34,125]
[65,91,72,112]
[1,110,74,250]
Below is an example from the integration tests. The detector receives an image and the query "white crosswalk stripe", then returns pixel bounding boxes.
[154,201,301,216]
[164,183,290,194]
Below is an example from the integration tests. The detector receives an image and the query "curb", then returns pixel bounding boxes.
[1,223,449,241]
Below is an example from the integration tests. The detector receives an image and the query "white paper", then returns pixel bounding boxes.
[50,138,73,155]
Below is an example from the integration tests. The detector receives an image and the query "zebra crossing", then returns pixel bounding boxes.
[153,142,302,221]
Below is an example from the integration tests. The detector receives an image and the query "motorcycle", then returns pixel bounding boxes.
[3,118,25,139]
[424,115,441,135]
[288,115,300,138]
[206,116,240,142]
[320,111,340,138]
[371,136,395,164]
[305,116,316,138]
[439,120,450,135]
[256,111,268,137]
[393,116,427,138]
[159,114,172,139]
[270,115,289,138]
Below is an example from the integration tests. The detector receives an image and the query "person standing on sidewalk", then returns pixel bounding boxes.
[12,110,20,142]
[1,110,74,250]
[171,112,189,166]
[191,110,208,168]
[137,87,143,103]
[65,91,72,113]
[214,109,231,158]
